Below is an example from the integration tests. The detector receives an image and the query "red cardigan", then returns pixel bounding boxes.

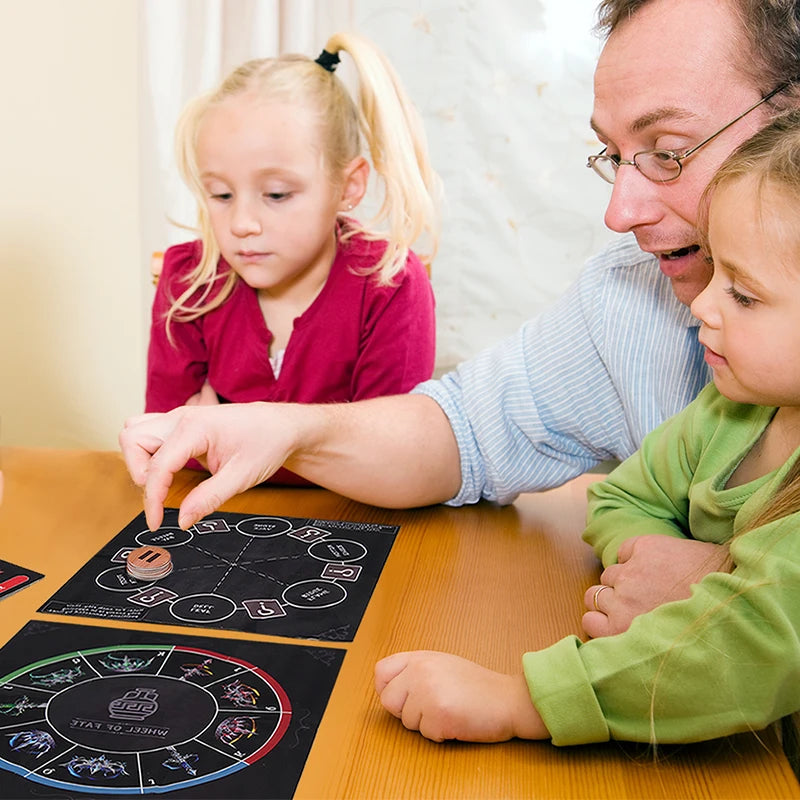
[146,230,436,480]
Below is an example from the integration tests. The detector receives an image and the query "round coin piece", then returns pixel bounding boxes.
[126,545,173,580]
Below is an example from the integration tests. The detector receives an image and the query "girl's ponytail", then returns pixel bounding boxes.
[323,32,441,283]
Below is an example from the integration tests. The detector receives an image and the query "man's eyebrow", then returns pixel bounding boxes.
[591,106,699,138]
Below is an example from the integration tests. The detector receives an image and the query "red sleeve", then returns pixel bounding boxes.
[145,241,209,412]
[350,250,436,400]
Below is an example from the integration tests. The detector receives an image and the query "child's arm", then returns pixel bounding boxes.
[374,651,548,742]
[583,421,696,565]
[529,515,800,745]
[577,386,745,636]
[377,511,800,745]
[582,383,737,566]
[374,392,800,746]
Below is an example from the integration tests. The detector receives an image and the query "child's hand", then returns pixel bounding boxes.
[186,381,219,406]
[374,650,548,742]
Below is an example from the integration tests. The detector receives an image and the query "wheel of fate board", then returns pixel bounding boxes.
[0,642,291,795]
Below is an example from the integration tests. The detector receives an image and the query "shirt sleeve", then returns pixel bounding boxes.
[414,239,647,504]
[582,388,707,566]
[583,385,772,565]
[350,250,436,400]
[145,243,209,412]
[414,236,708,506]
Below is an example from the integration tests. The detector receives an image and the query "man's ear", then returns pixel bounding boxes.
[339,156,370,212]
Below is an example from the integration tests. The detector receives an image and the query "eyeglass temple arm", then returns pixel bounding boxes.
[681,82,789,160]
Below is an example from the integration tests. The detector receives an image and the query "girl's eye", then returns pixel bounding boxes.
[265,192,291,202]
[209,192,232,201]
[724,285,757,308]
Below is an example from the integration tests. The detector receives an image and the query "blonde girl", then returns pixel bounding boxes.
[375,111,800,746]
[146,33,440,482]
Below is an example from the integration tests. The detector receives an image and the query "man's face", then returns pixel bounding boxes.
[591,0,773,306]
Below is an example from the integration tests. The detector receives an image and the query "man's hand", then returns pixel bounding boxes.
[119,403,303,531]
[582,535,732,637]
[374,651,548,742]
[121,394,461,523]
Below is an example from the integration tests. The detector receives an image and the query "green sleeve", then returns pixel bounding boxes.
[524,512,800,745]
[584,384,753,566]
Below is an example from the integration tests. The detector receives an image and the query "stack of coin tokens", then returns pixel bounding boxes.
[126,546,173,581]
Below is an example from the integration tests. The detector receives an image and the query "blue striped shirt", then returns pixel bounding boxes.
[414,234,711,505]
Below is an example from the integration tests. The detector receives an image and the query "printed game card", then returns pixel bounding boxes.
[0,559,43,601]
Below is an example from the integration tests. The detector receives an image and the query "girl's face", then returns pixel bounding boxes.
[691,176,800,408]
[196,93,349,300]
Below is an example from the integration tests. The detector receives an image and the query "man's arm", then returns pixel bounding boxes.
[119,393,461,530]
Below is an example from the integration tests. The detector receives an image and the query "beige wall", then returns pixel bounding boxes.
[0,0,146,450]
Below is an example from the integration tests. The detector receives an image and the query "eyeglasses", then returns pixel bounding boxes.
[586,82,788,184]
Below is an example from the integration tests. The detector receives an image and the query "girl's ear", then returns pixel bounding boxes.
[339,156,370,212]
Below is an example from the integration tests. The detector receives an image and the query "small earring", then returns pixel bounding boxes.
[347,203,354,210]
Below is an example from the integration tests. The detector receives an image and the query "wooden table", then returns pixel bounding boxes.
[0,446,797,799]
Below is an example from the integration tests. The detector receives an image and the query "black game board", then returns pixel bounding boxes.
[0,620,343,798]
[39,508,398,642]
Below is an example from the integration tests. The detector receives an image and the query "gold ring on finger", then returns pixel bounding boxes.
[593,585,611,613]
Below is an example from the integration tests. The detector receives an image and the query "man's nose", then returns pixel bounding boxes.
[603,166,663,234]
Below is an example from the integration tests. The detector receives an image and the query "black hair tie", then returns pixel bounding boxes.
[315,49,340,72]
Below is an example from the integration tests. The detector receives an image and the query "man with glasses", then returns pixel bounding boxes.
[586,84,789,186]
[121,0,800,636]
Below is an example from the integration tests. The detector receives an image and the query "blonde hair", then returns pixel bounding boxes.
[167,32,441,330]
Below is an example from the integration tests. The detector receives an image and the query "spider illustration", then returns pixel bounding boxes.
[222,678,260,707]
[62,753,129,780]
[215,715,257,746]
[7,729,55,758]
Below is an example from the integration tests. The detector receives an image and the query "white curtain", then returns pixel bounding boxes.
[139,0,614,370]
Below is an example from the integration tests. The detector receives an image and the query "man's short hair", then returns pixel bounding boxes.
[595,0,800,108]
